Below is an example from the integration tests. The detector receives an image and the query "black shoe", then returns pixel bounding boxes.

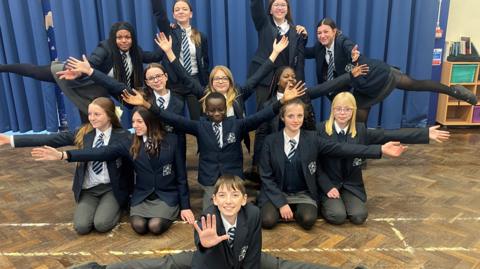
[68,262,106,269]
[450,85,478,105]
[354,265,369,269]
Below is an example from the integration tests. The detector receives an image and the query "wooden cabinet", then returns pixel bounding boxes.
[436,61,480,125]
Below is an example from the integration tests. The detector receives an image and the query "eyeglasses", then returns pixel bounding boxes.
[333,107,354,113]
[212,76,229,82]
[146,73,166,82]
[272,3,288,8]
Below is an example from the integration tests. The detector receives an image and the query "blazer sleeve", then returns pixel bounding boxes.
[140,47,165,63]
[259,138,288,208]
[174,138,190,209]
[168,58,205,98]
[151,0,173,36]
[149,105,199,135]
[250,0,267,31]
[67,139,130,162]
[294,36,306,82]
[240,101,279,132]
[90,69,127,96]
[315,136,382,159]
[305,45,315,59]
[13,132,75,148]
[366,128,429,145]
[316,166,335,195]
[237,59,275,101]
[88,42,109,69]
[338,34,356,62]
[307,72,352,100]
[200,32,210,71]
[242,206,262,269]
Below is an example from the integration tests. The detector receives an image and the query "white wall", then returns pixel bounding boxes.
[446,0,480,48]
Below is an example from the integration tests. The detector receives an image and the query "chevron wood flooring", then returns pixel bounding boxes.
[0,128,479,269]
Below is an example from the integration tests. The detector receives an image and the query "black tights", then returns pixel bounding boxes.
[0,63,55,82]
[130,216,173,235]
[261,201,317,230]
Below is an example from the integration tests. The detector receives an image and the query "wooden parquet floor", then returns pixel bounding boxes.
[0,129,479,269]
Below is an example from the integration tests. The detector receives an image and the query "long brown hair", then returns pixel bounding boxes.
[268,0,293,24]
[74,97,122,148]
[317,17,342,36]
[129,106,166,159]
[173,0,201,46]
[142,63,168,104]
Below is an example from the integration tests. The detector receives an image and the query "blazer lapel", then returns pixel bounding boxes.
[273,132,286,180]
[232,208,248,266]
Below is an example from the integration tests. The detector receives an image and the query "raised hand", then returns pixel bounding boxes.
[65,55,93,76]
[351,44,360,62]
[193,214,229,248]
[429,125,450,143]
[295,25,308,38]
[155,32,173,53]
[279,204,294,220]
[327,187,340,199]
[381,141,408,157]
[31,146,63,161]
[282,80,306,103]
[0,134,11,146]
[56,68,82,80]
[121,89,151,108]
[351,63,369,78]
[181,209,195,225]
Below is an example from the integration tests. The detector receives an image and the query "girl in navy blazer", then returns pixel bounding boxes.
[306,17,477,122]
[151,0,210,121]
[258,98,407,230]
[32,106,195,235]
[0,97,134,235]
[249,0,307,111]
[316,92,450,225]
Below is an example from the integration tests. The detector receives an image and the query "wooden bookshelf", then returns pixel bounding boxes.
[436,61,480,125]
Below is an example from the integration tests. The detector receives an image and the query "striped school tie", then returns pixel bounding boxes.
[157,96,165,109]
[181,29,192,75]
[213,123,221,148]
[287,139,296,161]
[91,133,105,175]
[227,227,236,248]
[327,50,335,81]
[121,52,132,87]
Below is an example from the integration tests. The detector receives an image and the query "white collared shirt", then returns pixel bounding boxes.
[334,121,349,135]
[274,20,290,35]
[179,25,199,75]
[276,91,284,101]
[220,212,237,234]
[212,121,223,148]
[283,130,300,156]
[108,50,132,78]
[83,127,112,189]
[325,40,336,64]
[153,90,171,109]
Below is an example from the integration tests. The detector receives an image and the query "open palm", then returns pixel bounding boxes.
[193,214,229,248]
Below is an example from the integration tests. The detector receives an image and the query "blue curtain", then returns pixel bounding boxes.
[0,0,441,132]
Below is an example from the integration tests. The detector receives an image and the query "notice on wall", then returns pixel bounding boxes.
[432,48,442,66]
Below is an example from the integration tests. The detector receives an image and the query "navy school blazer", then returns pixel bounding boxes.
[151,0,210,86]
[66,133,190,209]
[316,122,429,202]
[192,203,261,269]
[248,0,305,86]
[257,130,382,208]
[13,129,134,208]
[148,101,281,186]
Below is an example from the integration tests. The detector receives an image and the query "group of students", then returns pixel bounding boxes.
[0,0,462,268]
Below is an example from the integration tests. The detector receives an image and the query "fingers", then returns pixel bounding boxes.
[219,234,229,242]
[211,214,217,230]
[193,220,202,234]
[201,215,207,230]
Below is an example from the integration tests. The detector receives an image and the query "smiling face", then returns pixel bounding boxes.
[145,66,168,92]
[269,0,289,22]
[332,99,354,126]
[213,184,247,219]
[281,103,304,134]
[132,111,147,136]
[211,69,231,95]
[205,97,227,123]
[115,29,133,52]
[173,1,193,25]
[277,67,296,93]
[88,103,111,131]
[317,24,337,48]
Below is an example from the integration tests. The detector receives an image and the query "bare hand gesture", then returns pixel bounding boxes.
[351,63,369,78]
[155,32,173,53]
[295,25,308,38]
[282,81,306,103]
[381,141,408,158]
[272,35,289,54]
[181,209,195,224]
[327,187,340,199]
[351,44,360,62]
[279,204,294,220]
[56,68,82,80]
[31,146,63,161]
[429,125,450,143]
[121,89,151,109]
[193,214,229,248]
[65,55,93,76]
[0,134,11,146]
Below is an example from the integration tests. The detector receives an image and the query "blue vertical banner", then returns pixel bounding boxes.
[41,0,68,131]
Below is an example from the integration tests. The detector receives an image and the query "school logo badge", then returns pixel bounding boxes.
[352,158,363,167]
[226,132,236,144]
[163,164,172,176]
[308,161,316,175]
[239,245,248,261]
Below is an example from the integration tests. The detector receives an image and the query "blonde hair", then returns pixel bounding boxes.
[325,92,357,138]
[201,66,237,112]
